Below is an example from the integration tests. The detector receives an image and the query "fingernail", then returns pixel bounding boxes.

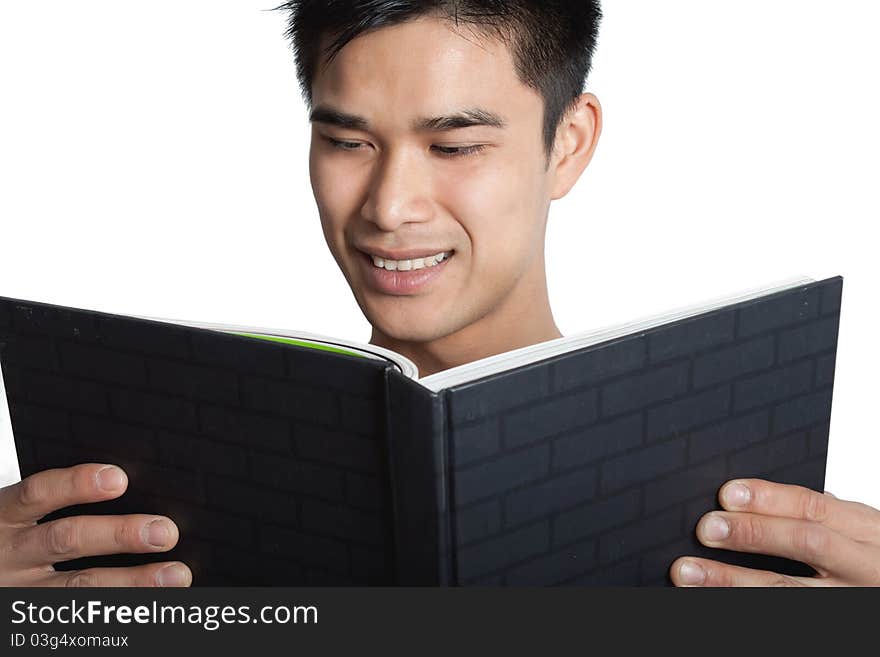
[702,514,731,541]
[723,481,751,508]
[678,560,706,586]
[157,564,190,587]
[143,519,169,548]
[96,466,125,491]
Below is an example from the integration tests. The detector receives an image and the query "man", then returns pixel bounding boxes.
[1,0,878,587]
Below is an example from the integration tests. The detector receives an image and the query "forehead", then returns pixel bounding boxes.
[310,17,542,129]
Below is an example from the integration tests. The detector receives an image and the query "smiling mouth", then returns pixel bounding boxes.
[368,250,453,271]
[358,248,454,295]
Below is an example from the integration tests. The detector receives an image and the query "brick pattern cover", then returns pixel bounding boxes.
[0,298,395,585]
[442,277,842,585]
[0,276,842,586]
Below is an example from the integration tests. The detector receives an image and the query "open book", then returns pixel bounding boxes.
[0,274,842,585]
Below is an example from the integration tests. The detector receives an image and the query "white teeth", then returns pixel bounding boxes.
[370,251,452,270]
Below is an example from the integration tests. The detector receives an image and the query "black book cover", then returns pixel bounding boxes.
[0,275,842,585]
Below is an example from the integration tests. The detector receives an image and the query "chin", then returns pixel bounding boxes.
[374,321,443,344]
[367,310,459,345]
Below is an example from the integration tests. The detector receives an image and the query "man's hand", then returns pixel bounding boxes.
[0,463,192,587]
[670,478,880,586]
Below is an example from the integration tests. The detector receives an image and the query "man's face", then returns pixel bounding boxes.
[309,17,558,344]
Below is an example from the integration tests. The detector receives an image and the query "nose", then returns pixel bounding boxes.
[360,146,433,231]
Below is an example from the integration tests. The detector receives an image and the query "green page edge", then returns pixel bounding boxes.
[230,331,368,359]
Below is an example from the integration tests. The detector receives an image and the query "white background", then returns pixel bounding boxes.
[1,1,878,507]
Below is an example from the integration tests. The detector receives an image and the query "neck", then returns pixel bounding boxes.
[368,259,562,378]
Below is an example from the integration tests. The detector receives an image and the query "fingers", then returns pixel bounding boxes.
[670,557,811,587]
[40,561,192,587]
[694,510,880,582]
[8,514,179,569]
[718,479,880,544]
[0,464,127,526]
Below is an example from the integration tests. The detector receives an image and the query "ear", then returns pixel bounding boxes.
[548,92,602,200]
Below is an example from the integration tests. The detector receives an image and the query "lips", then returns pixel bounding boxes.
[357,249,454,295]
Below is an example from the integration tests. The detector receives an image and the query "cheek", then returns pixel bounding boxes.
[310,157,364,241]
[438,158,545,274]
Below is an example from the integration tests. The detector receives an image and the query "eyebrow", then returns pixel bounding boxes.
[309,105,507,132]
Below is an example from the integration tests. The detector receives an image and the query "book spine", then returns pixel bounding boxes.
[384,369,453,585]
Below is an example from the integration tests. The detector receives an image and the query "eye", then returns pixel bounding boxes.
[324,136,368,151]
[431,144,488,158]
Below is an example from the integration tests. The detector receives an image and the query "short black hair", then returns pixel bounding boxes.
[276,1,602,158]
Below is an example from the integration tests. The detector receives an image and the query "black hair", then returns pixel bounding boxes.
[276,1,602,158]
